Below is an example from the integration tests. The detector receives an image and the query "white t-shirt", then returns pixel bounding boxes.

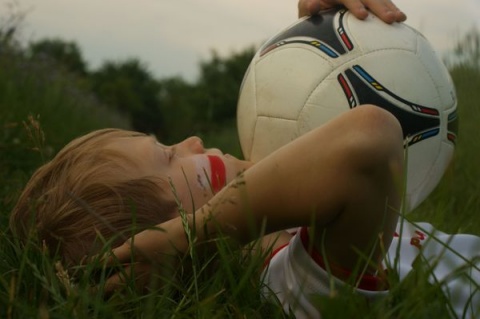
[261,220,480,318]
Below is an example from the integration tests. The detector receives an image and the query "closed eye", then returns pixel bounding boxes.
[159,143,176,162]
[168,147,177,161]
[154,140,171,162]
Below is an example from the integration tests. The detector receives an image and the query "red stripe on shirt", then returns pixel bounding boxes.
[299,227,387,291]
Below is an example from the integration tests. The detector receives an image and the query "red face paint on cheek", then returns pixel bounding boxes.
[207,155,226,194]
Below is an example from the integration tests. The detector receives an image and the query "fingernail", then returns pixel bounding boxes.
[358,7,369,18]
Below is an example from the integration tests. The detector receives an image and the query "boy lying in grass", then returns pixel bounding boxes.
[9,1,480,318]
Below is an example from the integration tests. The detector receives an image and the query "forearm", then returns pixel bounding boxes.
[109,105,403,280]
[105,106,403,294]
[189,105,403,250]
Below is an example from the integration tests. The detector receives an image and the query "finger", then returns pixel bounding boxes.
[297,0,367,20]
[362,0,406,23]
[95,241,134,268]
[340,0,369,20]
[81,240,133,269]
[377,0,407,22]
[103,264,154,295]
[103,265,131,295]
[298,0,323,18]
[111,242,134,262]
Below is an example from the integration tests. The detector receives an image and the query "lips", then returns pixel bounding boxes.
[207,155,226,194]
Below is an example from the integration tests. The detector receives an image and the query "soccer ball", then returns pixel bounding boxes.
[236,8,458,211]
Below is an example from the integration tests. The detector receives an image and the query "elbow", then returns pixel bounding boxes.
[343,105,405,175]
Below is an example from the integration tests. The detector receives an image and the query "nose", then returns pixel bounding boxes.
[176,136,204,155]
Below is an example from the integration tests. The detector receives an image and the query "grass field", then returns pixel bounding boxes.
[1,38,479,317]
[410,65,480,235]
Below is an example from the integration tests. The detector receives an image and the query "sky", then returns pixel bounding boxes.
[8,0,480,81]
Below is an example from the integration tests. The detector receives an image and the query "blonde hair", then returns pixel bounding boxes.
[10,128,177,265]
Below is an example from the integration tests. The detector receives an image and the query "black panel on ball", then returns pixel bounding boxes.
[344,68,440,143]
[260,9,348,56]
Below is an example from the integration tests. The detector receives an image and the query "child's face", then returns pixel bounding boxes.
[105,134,252,216]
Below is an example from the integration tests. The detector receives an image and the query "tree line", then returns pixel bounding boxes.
[4,26,480,150]
[27,38,256,145]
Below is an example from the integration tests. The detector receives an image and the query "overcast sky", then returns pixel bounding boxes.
[10,0,480,81]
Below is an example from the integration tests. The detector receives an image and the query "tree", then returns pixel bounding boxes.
[451,27,480,70]
[91,58,165,136]
[195,47,256,125]
[151,47,255,142]
[156,77,199,142]
[0,0,26,51]
[29,38,88,76]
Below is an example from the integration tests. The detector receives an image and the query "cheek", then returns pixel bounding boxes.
[191,156,211,191]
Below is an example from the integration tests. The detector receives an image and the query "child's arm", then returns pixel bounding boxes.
[104,105,404,290]
[298,0,407,23]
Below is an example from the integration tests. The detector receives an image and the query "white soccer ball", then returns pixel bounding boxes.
[237,8,458,211]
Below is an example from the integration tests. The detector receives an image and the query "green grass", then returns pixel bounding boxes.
[1,39,480,318]
[0,45,130,218]
[410,65,480,235]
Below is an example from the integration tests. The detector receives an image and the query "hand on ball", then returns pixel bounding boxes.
[298,0,407,23]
